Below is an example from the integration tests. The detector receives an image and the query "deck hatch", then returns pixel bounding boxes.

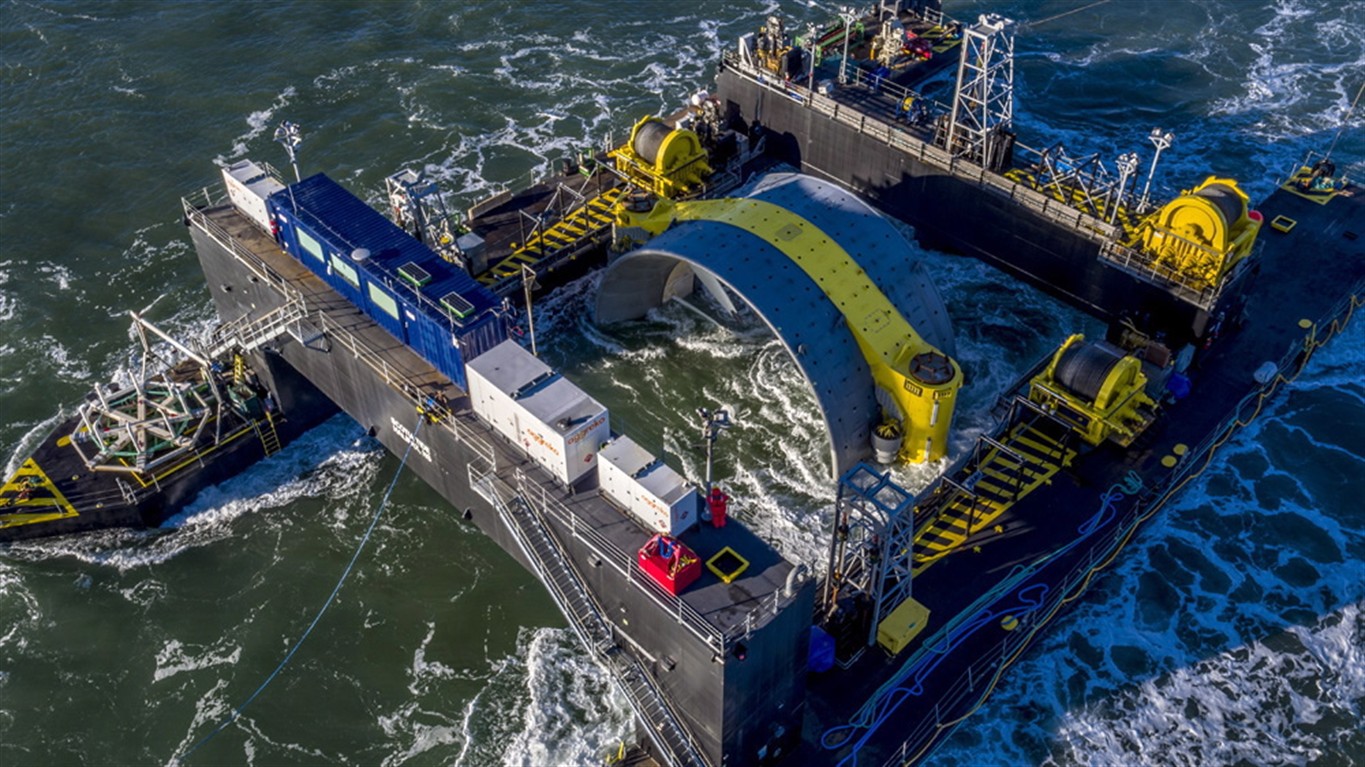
[706,546,749,584]
[1270,215,1297,233]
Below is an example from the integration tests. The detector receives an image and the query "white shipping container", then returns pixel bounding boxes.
[222,160,285,234]
[466,340,610,486]
[598,435,698,536]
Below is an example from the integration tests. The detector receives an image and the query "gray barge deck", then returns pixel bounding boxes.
[186,198,812,767]
[794,154,1365,766]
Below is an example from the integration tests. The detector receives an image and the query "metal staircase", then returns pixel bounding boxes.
[473,471,708,767]
[912,397,1077,571]
[478,185,625,285]
[207,299,306,359]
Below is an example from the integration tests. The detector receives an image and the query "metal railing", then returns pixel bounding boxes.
[183,195,307,309]
[187,191,754,648]
[206,298,306,359]
[721,56,1123,252]
[1099,236,1263,311]
[184,198,499,471]
[317,311,497,471]
[870,276,1365,767]
[475,470,709,766]
[517,468,731,654]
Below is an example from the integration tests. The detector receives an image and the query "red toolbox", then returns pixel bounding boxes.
[638,534,701,595]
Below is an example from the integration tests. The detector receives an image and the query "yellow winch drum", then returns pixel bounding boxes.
[1137,176,1262,290]
[610,116,713,199]
[1052,341,1124,402]
[1028,334,1156,447]
[631,120,675,166]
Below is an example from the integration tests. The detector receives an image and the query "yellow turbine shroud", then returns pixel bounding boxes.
[608,116,713,200]
[1135,176,1262,290]
[615,196,962,463]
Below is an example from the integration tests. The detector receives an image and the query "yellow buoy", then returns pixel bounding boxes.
[1001,615,1019,631]
[1161,455,1178,468]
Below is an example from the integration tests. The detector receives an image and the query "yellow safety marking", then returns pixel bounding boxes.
[970,477,1010,498]
[1270,215,1297,233]
[671,198,961,462]
[981,464,1039,485]
[127,421,256,489]
[1004,167,1141,238]
[705,546,750,584]
[481,186,625,283]
[1012,433,1065,461]
[1279,167,1342,205]
[990,456,1048,476]
[911,421,1076,574]
[0,458,79,528]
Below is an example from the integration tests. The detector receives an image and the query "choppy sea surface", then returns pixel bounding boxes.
[2,1,1362,765]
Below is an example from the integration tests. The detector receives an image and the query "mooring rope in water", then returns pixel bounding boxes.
[173,416,425,764]
[1024,0,1111,28]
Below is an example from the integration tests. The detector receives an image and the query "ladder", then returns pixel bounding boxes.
[481,477,707,767]
[254,411,283,457]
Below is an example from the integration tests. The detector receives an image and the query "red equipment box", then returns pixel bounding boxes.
[638,534,701,596]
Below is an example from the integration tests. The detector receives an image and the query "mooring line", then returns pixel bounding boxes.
[1025,0,1111,28]
[174,416,425,764]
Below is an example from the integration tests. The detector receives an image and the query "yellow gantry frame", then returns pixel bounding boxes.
[619,196,962,463]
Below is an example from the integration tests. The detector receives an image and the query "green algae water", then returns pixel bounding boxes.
[2,2,1362,764]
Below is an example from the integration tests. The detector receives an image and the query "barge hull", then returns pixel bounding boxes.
[715,66,1225,343]
[188,202,814,767]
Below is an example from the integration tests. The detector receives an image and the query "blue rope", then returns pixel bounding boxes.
[174,416,424,763]
[821,471,1146,762]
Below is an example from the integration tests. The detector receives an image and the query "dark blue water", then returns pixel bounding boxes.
[1,1,1361,764]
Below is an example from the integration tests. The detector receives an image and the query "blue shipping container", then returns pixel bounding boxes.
[267,173,507,390]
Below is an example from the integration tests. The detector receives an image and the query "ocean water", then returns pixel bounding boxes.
[1,1,1362,765]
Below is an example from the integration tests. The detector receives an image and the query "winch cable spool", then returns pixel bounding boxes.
[631,119,673,166]
[1194,182,1245,231]
[173,416,425,764]
[609,114,712,199]
[1052,341,1123,402]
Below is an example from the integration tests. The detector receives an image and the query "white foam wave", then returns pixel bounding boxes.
[2,416,379,570]
[153,637,243,683]
[34,262,73,291]
[500,627,634,767]
[2,408,65,481]
[223,86,298,161]
[1046,602,1365,767]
